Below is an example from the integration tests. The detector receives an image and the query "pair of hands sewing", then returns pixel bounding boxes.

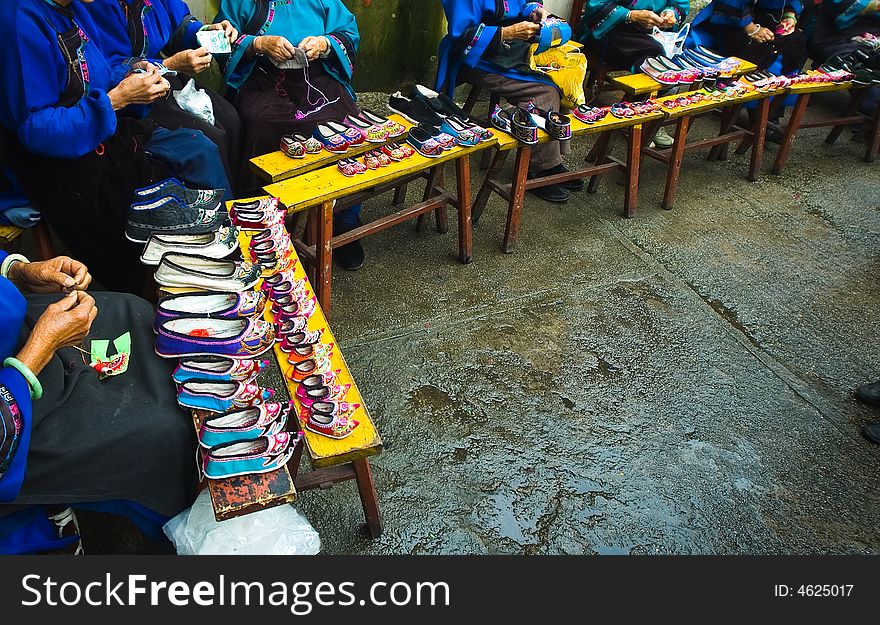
[7,257,97,377]
[747,16,796,44]
[501,5,552,42]
[627,9,678,29]
[253,35,330,63]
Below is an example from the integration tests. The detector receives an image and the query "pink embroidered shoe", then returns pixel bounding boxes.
[300,403,360,440]
[296,381,351,407]
[287,355,334,383]
[279,329,324,353]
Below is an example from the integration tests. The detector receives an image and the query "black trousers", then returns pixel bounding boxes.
[586,24,665,71]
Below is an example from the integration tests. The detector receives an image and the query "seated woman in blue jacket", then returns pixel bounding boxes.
[0,0,231,292]
[689,0,807,74]
[88,0,244,192]
[437,1,582,204]
[581,0,690,71]
[0,250,196,554]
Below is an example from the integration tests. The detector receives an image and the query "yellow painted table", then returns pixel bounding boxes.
[611,57,759,100]
[475,110,665,247]
[643,85,784,209]
[250,114,414,184]
[263,138,498,314]
[772,80,879,173]
[184,227,384,535]
[0,222,55,260]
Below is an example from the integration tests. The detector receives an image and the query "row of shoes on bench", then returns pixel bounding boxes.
[491,101,572,144]
[389,85,495,156]
[125,178,227,244]
[639,46,743,87]
[281,111,407,158]
[336,143,416,176]
[819,46,880,86]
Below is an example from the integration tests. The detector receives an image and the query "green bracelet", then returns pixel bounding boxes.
[3,357,43,400]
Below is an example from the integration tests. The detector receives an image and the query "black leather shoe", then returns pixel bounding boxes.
[333,218,365,271]
[528,183,570,203]
[537,163,585,191]
[862,422,880,445]
[855,380,880,407]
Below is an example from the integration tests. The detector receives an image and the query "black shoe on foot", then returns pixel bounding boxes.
[334,219,365,271]
[538,163,585,191]
[856,380,880,407]
[863,422,880,444]
[527,182,570,203]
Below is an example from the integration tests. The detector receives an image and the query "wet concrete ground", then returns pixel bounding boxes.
[293,93,880,555]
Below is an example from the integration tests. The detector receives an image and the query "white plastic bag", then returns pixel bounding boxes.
[650,24,689,58]
[163,490,321,555]
[173,78,215,125]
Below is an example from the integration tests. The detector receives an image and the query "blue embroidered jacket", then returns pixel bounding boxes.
[0,0,116,159]
[824,0,880,29]
[583,0,690,40]
[693,0,802,31]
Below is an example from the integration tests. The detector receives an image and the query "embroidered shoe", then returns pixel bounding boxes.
[327,121,366,146]
[173,355,269,384]
[358,109,407,138]
[288,356,334,383]
[274,295,318,320]
[279,329,324,353]
[287,341,334,365]
[154,253,262,292]
[177,380,274,413]
[344,115,390,143]
[141,226,240,265]
[156,291,267,329]
[198,403,292,448]
[133,178,224,211]
[296,382,351,407]
[126,196,227,244]
[202,432,298,479]
[271,289,315,315]
[155,317,276,359]
[313,124,350,153]
[276,316,309,337]
[299,369,342,391]
[299,404,360,440]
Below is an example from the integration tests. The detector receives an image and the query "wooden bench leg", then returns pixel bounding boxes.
[709,104,741,162]
[434,164,449,234]
[480,93,501,170]
[32,220,56,261]
[624,124,642,218]
[473,149,508,226]
[315,200,334,316]
[662,116,690,210]
[416,167,441,232]
[503,146,530,253]
[772,93,810,176]
[462,85,482,116]
[588,130,615,193]
[392,182,408,206]
[865,104,880,163]
[749,96,770,182]
[353,458,383,539]
[456,155,473,264]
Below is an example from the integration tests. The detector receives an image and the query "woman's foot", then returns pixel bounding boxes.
[537,163,585,192]
[334,218,365,271]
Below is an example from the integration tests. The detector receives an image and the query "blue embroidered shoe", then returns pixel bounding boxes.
[155,317,276,359]
[172,356,269,384]
[198,402,292,448]
[155,291,268,331]
[202,432,299,480]
[177,380,274,413]
[133,178,224,211]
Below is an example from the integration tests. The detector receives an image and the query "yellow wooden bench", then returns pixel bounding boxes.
[263,138,497,313]
[474,110,664,248]
[611,58,759,101]
[186,226,384,535]
[0,221,56,260]
[0,225,23,245]
[772,80,878,174]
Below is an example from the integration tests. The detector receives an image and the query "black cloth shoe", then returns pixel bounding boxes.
[855,380,880,407]
[334,218,365,271]
[538,163,585,191]
[863,422,880,445]
[388,92,444,127]
[527,182,570,203]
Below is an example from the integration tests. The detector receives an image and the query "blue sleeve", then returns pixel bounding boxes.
[583,0,630,39]
[322,0,360,83]
[164,0,203,53]
[215,0,257,90]
[441,0,501,68]
[0,251,7,264]
[663,0,691,22]
[0,370,32,502]
[2,10,116,158]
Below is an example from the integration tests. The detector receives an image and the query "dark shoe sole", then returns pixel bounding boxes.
[562,179,586,192]
[528,186,570,203]
[862,424,880,444]
[855,388,880,408]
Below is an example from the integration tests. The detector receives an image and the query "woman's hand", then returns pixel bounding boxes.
[164,47,213,74]
[529,5,549,22]
[203,20,239,44]
[659,9,678,27]
[6,256,91,294]
[628,10,665,29]
[298,36,329,61]
[776,16,797,36]
[501,21,541,41]
[15,291,98,376]
[107,69,169,109]
[747,25,775,43]
[254,35,297,62]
